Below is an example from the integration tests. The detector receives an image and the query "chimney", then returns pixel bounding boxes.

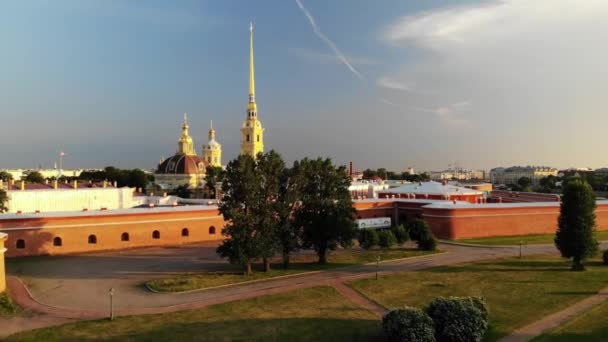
[20,180,25,191]
[349,161,353,176]
[53,179,58,189]
[73,180,78,189]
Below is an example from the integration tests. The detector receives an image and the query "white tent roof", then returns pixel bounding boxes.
[382,181,482,196]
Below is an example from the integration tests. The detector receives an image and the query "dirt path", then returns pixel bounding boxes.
[499,285,608,342]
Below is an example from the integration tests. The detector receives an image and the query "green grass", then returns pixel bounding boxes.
[147,247,435,292]
[5,286,381,342]
[457,230,608,246]
[349,255,608,341]
[0,290,18,317]
[532,299,608,341]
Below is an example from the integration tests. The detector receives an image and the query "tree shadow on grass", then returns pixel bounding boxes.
[6,317,384,342]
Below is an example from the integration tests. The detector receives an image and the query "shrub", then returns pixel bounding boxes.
[603,250,608,265]
[408,219,427,241]
[378,230,397,249]
[392,224,409,246]
[426,297,489,342]
[409,220,437,251]
[383,307,436,342]
[358,229,379,250]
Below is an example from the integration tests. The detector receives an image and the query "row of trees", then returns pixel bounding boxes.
[358,221,437,251]
[216,151,357,275]
[362,168,430,182]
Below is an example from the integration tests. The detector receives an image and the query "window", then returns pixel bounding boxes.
[88,235,97,244]
[121,232,130,242]
[208,157,211,163]
[181,228,189,237]
[246,134,250,142]
[16,239,25,249]
[53,237,62,247]
[153,230,160,239]
[209,226,216,235]
[257,135,260,142]
[169,162,175,171]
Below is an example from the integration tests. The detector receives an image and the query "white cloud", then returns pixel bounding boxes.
[295,0,364,79]
[377,77,413,91]
[376,0,608,167]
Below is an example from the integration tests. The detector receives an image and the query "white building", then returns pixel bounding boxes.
[349,180,391,199]
[490,166,558,185]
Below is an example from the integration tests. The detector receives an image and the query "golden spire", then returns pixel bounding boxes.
[247,22,257,115]
[209,120,216,140]
[178,113,195,155]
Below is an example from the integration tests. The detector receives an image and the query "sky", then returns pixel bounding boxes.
[1,0,607,172]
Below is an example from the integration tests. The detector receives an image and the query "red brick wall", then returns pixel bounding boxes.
[0,209,225,257]
[422,203,608,239]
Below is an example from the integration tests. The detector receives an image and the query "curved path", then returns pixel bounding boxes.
[4,241,602,338]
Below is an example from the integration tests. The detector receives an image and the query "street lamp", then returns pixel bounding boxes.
[109,287,115,320]
[376,255,381,280]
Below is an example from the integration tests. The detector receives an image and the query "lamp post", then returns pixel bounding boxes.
[109,287,115,320]
[376,255,381,280]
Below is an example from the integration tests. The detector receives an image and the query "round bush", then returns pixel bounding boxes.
[426,297,489,342]
[417,233,437,251]
[408,220,426,241]
[383,307,436,342]
[603,250,608,265]
[392,224,409,246]
[378,230,397,249]
[358,229,379,250]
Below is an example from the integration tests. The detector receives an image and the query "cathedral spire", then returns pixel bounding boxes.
[178,113,195,155]
[247,22,257,116]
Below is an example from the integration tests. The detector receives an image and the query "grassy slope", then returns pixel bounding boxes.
[457,230,608,246]
[532,300,608,342]
[147,247,434,292]
[0,291,18,317]
[349,256,608,341]
[5,286,380,342]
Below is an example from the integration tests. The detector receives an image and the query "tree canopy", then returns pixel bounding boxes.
[0,189,8,213]
[555,179,599,271]
[24,171,45,183]
[296,158,357,264]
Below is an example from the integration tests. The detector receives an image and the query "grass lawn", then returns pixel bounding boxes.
[532,300,608,342]
[457,230,608,246]
[5,286,381,342]
[147,246,435,292]
[0,290,18,317]
[349,255,608,341]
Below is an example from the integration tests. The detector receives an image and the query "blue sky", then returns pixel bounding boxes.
[1,0,607,172]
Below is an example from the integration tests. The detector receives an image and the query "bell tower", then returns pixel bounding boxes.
[240,22,264,158]
[177,113,196,156]
[202,120,222,167]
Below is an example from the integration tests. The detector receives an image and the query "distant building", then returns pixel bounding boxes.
[490,166,558,185]
[430,169,488,181]
[1,169,89,181]
[377,181,484,203]
[349,180,391,199]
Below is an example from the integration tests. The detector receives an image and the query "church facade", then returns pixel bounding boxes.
[154,23,265,190]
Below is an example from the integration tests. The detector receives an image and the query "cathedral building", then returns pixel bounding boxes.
[154,23,264,190]
[240,22,264,158]
[202,121,222,168]
[155,115,209,190]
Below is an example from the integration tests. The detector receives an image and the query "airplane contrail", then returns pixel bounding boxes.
[295,0,364,80]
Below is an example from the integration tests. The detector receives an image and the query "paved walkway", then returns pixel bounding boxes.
[500,285,608,342]
[2,242,605,339]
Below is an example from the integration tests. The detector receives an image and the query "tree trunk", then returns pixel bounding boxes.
[263,258,271,272]
[318,248,327,264]
[245,262,253,276]
[572,256,586,271]
[282,252,290,269]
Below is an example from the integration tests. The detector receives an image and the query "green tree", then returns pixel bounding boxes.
[358,229,379,250]
[296,158,357,264]
[127,169,151,190]
[254,151,285,272]
[275,160,305,268]
[378,230,397,248]
[517,177,532,192]
[171,184,192,198]
[24,171,45,183]
[0,189,8,213]
[204,166,225,199]
[0,171,13,181]
[555,179,599,271]
[216,155,262,275]
[362,168,377,180]
[392,224,409,246]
